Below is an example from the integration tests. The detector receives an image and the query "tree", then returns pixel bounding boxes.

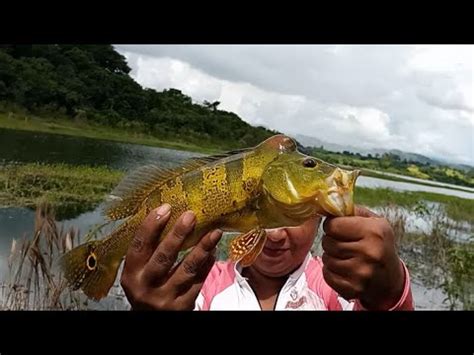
[0,45,278,150]
[203,100,221,112]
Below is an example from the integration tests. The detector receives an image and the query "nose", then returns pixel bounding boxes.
[266,228,287,242]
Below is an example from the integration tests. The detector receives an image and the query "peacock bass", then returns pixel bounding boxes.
[59,135,360,300]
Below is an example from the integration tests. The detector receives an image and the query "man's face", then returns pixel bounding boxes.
[251,217,321,278]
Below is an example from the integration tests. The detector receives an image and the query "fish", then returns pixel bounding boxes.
[58,134,360,300]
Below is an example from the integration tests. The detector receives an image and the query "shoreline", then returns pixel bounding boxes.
[0,113,471,193]
[1,162,472,224]
[0,113,221,155]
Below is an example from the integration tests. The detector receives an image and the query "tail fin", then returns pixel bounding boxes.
[59,212,144,300]
[58,239,123,301]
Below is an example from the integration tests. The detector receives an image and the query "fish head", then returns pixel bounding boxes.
[256,134,297,154]
[261,151,360,217]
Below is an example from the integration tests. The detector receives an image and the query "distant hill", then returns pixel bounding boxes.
[0,45,471,175]
[293,134,472,171]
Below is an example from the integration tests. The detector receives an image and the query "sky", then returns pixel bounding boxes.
[115,45,474,166]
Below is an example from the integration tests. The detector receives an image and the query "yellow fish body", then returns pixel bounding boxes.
[59,135,359,300]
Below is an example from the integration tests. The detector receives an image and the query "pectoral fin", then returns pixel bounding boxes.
[228,228,267,267]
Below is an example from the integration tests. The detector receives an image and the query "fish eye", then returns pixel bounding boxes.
[303,158,317,168]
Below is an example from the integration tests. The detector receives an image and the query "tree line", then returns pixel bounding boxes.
[0,44,277,149]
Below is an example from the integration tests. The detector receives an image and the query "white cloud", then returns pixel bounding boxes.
[117,45,474,165]
[131,56,223,105]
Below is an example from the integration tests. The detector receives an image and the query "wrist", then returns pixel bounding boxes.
[360,258,405,310]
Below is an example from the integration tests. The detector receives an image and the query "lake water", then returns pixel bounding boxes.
[365,169,474,192]
[357,176,474,199]
[0,128,472,309]
[0,128,202,171]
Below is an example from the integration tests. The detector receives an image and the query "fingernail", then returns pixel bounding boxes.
[182,211,196,226]
[210,230,223,244]
[156,204,171,220]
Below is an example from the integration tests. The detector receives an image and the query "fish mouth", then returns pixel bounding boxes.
[318,168,360,216]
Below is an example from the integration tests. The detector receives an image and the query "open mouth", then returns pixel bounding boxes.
[319,168,360,216]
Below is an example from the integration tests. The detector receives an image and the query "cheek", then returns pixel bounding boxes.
[253,221,319,277]
[287,220,319,256]
[289,233,314,259]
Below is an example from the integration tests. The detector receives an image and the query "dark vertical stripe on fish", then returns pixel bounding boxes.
[201,163,232,220]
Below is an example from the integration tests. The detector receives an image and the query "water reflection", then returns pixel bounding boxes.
[0,128,201,171]
[0,128,472,309]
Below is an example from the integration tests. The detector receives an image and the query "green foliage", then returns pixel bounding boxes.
[1,44,471,185]
[356,187,474,223]
[443,241,474,310]
[0,45,277,150]
[310,146,474,188]
[399,203,473,310]
[216,233,238,261]
[0,162,123,220]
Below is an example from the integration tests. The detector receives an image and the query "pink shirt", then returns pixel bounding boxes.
[195,253,414,310]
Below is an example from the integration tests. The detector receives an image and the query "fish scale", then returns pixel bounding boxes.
[59,134,360,300]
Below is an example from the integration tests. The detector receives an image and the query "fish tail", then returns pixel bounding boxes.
[58,218,139,300]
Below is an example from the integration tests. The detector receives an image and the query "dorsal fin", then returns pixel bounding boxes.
[103,147,252,221]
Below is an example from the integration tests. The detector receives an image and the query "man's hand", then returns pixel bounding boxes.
[120,204,222,310]
[321,205,405,310]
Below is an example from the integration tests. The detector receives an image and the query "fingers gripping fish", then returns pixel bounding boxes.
[59,135,359,300]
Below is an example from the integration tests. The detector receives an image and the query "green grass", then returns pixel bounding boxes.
[311,147,474,189]
[1,162,472,309]
[1,161,472,224]
[0,163,124,220]
[0,112,221,155]
[2,111,473,193]
[399,232,473,310]
[356,187,474,224]
[407,164,430,179]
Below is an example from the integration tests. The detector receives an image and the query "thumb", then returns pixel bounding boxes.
[354,205,380,218]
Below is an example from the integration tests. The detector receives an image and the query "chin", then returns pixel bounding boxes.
[254,257,292,277]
